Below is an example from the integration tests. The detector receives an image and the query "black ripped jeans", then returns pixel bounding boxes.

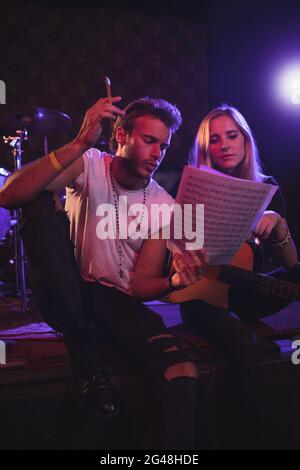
[21,191,200,449]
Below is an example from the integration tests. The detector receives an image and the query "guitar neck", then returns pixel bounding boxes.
[220,265,300,302]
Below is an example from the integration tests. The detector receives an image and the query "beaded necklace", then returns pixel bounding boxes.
[109,159,147,279]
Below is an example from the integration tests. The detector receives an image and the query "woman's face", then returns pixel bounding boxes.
[208,114,246,172]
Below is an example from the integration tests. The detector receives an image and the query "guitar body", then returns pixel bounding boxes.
[162,243,255,309]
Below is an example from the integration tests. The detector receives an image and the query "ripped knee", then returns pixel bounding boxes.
[164,345,179,352]
[164,361,198,382]
[147,332,198,381]
[148,333,174,343]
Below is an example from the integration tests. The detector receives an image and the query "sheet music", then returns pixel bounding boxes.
[168,165,278,265]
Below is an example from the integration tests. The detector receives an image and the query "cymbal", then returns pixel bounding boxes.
[0,105,72,136]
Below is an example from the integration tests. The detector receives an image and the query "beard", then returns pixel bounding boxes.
[121,143,142,177]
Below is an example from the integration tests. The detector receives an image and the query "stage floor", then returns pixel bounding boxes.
[1,296,300,449]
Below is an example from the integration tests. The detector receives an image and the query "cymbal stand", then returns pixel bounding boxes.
[3,129,28,311]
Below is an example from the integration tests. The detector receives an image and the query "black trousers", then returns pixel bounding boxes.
[21,191,200,449]
[180,262,300,447]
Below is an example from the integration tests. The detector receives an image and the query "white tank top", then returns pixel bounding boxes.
[65,149,174,294]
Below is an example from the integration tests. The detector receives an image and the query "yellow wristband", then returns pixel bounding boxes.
[49,151,64,172]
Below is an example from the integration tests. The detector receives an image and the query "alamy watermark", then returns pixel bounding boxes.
[291,339,300,365]
[0,340,6,365]
[95,197,204,250]
[0,80,6,104]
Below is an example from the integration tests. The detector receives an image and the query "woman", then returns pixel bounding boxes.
[182,105,300,446]
[184,104,298,320]
[132,104,300,448]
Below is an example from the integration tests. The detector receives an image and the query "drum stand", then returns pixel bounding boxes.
[3,129,28,312]
[1,104,71,313]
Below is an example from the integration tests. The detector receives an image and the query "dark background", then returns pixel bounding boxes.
[1,0,300,246]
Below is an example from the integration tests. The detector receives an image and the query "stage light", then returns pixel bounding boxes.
[276,63,300,106]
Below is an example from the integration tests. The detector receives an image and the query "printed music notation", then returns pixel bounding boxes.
[168,165,278,264]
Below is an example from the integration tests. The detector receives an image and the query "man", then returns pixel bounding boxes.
[0,96,202,449]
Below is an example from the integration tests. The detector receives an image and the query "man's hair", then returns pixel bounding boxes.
[110,97,182,152]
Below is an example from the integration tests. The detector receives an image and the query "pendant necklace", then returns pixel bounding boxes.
[109,159,147,278]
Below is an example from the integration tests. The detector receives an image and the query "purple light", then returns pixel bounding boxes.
[276,63,300,106]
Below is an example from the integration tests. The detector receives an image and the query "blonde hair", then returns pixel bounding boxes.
[190,104,265,181]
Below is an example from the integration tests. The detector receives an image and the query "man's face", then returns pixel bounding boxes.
[118,115,172,179]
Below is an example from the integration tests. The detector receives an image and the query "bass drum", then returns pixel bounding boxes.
[0,167,11,240]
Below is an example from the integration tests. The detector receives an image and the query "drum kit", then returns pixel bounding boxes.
[0,105,72,311]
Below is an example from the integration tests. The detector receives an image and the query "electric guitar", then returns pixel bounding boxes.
[162,242,300,309]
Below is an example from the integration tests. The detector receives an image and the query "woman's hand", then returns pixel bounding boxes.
[253,210,281,241]
[170,248,209,289]
[75,97,125,151]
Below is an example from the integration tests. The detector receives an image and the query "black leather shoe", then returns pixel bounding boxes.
[72,371,120,418]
